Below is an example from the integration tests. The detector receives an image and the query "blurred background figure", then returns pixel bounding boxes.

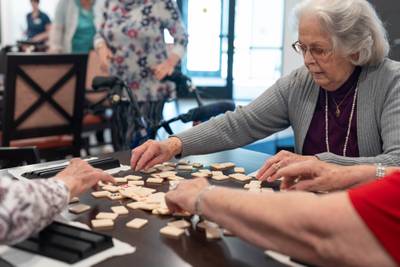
[49,0,99,53]
[94,0,189,133]
[26,0,51,44]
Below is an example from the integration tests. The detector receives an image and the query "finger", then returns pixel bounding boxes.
[267,162,292,182]
[69,158,82,165]
[268,158,294,181]
[280,176,298,190]
[136,145,159,171]
[291,179,320,192]
[276,161,315,181]
[144,154,166,170]
[131,142,151,169]
[262,162,283,182]
[155,70,166,81]
[90,170,114,186]
[263,152,297,181]
[256,156,280,180]
[158,73,166,80]
[165,191,184,213]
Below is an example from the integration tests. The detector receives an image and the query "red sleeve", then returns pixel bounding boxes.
[348,172,400,265]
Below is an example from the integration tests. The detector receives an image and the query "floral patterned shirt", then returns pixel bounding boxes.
[96,0,188,102]
[0,178,69,245]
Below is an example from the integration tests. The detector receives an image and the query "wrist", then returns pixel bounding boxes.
[346,165,376,183]
[167,137,182,157]
[166,53,180,68]
[194,185,216,215]
[375,163,386,180]
[53,177,73,200]
[55,176,77,199]
[95,40,106,50]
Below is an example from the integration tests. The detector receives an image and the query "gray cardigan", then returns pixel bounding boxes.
[175,58,400,166]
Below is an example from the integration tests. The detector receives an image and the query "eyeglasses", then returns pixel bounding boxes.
[292,41,333,61]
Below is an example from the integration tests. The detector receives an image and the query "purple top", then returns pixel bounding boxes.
[303,66,362,157]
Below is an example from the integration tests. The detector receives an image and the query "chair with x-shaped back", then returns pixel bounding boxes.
[2,53,88,160]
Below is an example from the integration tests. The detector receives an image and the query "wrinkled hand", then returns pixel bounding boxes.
[55,158,115,199]
[256,150,316,182]
[165,178,209,214]
[130,138,182,171]
[152,60,175,80]
[275,160,373,192]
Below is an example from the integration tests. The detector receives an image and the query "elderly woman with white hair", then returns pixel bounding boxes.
[130,0,400,192]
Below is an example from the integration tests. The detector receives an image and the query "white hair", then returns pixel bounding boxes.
[295,0,389,66]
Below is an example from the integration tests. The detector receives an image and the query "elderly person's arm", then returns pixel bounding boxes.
[131,72,295,170]
[174,74,292,157]
[166,179,397,267]
[48,0,66,53]
[152,0,188,80]
[270,159,400,192]
[93,0,112,71]
[0,159,114,245]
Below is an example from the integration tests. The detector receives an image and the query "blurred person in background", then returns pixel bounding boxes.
[49,0,103,53]
[26,0,51,44]
[94,0,188,132]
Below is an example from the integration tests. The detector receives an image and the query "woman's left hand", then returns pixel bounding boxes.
[275,160,373,192]
[152,60,175,80]
[256,150,316,182]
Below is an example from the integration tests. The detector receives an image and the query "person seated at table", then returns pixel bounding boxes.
[165,163,400,267]
[130,0,400,191]
[26,0,51,43]
[0,159,114,245]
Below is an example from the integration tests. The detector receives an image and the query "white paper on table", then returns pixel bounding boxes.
[0,222,136,267]
[8,157,97,181]
[8,156,131,181]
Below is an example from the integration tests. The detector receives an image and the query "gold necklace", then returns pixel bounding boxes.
[330,87,355,118]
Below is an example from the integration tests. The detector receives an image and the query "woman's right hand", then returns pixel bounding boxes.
[97,43,112,72]
[130,137,183,171]
[55,159,115,199]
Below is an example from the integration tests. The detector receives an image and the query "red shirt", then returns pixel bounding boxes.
[348,172,400,265]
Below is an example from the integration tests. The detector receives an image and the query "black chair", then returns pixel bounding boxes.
[0,146,40,169]
[1,53,88,160]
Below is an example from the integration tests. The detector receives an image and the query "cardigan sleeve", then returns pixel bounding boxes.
[156,0,188,58]
[0,178,69,245]
[93,0,109,49]
[174,72,296,157]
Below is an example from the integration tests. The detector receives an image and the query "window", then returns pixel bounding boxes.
[233,0,284,100]
[181,0,229,88]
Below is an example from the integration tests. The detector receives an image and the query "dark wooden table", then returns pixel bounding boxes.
[16,148,290,267]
